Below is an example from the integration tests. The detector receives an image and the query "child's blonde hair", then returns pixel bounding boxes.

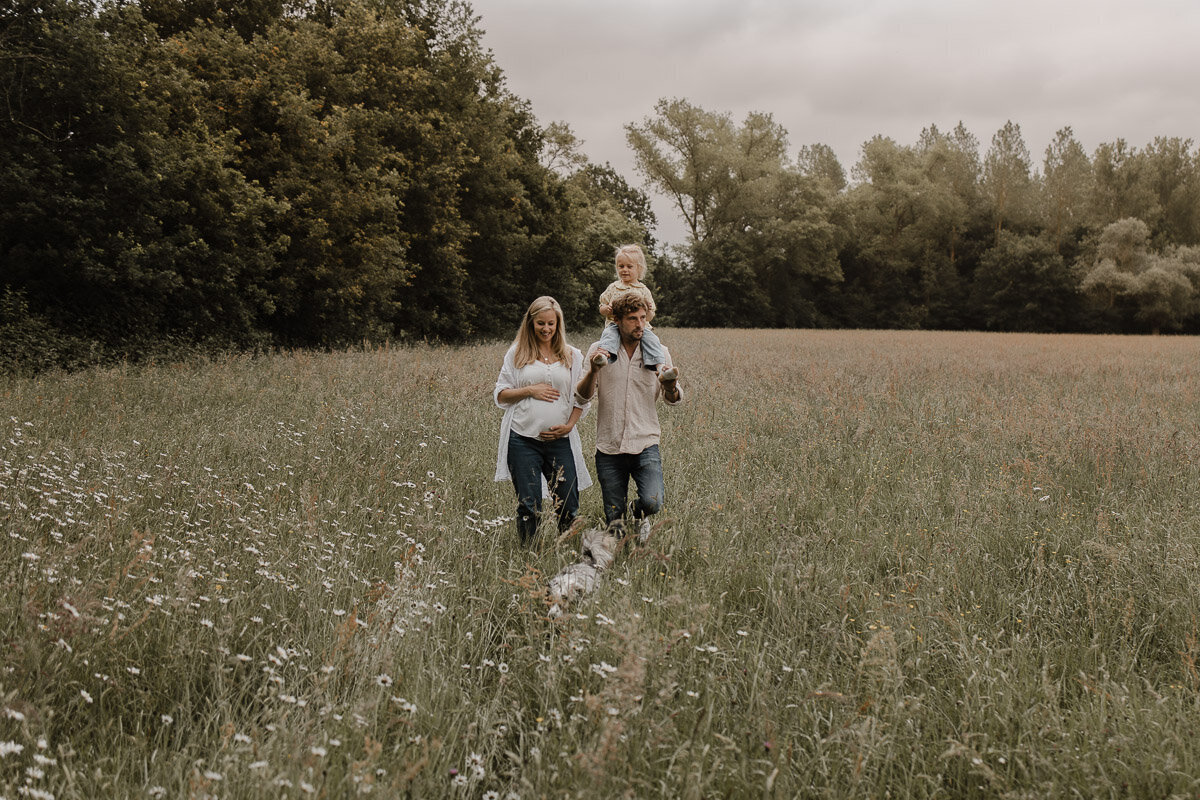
[614,244,647,281]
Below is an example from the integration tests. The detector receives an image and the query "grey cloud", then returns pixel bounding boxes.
[472,0,1200,243]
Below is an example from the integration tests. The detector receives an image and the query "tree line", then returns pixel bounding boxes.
[1,0,652,371]
[3,1,1199,373]
[631,100,1200,335]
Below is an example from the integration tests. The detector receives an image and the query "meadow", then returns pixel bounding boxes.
[3,328,1200,799]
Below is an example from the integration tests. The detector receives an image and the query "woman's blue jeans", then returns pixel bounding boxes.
[594,445,664,524]
[507,431,579,545]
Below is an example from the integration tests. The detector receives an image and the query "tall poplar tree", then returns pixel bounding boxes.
[1041,126,1093,254]
[982,120,1035,243]
[626,98,839,326]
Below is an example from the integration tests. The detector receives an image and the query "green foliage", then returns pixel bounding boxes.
[970,232,1080,331]
[1079,218,1200,333]
[1,0,655,368]
[625,105,1199,334]
[797,142,847,192]
[830,131,983,329]
[1041,126,1093,254]
[627,99,841,327]
[0,289,95,374]
[0,1,286,352]
[6,0,1200,366]
[982,120,1037,242]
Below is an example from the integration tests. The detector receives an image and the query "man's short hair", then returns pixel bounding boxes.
[611,293,649,320]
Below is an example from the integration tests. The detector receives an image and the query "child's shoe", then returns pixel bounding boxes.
[591,351,608,369]
[657,365,678,382]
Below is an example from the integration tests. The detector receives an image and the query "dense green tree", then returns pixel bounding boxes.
[626,99,839,327]
[181,4,449,343]
[1079,218,1200,333]
[796,142,847,193]
[982,120,1036,243]
[970,232,1079,331]
[626,99,799,246]
[139,0,286,39]
[918,122,983,269]
[2,0,651,360]
[1140,137,1200,246]
[578,162,659,254]
[698,168,838,328]
[1,0,284,349]
[1041,126,1093,255]
[1089,139,1157,232]
[676,235,772,326]
[840,136,930,327]
[836,132,983,328]
[625,98,736,243]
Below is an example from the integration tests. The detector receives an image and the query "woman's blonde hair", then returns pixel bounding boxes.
[511,296,571,369]
[615,244,647,281]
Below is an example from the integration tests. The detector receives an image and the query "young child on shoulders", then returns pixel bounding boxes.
[595,244,668,372]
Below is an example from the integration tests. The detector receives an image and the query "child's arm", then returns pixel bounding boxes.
[643,287,657,322]
[598,284,617,320]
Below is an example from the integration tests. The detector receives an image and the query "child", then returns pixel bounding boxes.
[595,244,666,371]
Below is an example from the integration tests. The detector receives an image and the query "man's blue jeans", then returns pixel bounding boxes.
[507,431,579,545]
[594,445,664,524]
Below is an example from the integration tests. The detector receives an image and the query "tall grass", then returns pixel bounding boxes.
[2,329,1200,798]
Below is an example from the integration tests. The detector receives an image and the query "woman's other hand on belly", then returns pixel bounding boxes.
[538,423,573,441]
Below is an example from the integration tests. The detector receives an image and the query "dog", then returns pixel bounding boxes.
[547,520,625,618]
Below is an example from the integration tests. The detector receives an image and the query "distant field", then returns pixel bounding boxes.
[3,328,1200,798]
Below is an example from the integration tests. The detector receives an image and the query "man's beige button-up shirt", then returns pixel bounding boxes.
[578,341,682,456]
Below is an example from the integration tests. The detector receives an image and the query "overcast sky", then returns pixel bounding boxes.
[467,0,1199,246]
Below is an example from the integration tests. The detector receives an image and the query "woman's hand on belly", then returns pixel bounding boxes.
[526,382,561,402]
[538,423,574,441]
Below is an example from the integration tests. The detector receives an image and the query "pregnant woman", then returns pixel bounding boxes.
[493,296,592,545]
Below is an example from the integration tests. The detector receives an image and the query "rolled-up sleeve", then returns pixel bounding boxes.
[569,347,591,416]
[494,347,519,409]
[574,343,596,406]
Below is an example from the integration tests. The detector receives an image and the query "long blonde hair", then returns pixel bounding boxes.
[511,296,572,369]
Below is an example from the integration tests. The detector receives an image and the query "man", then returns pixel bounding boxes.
[575,293,682,543]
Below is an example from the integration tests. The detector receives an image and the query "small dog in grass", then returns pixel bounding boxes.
[547,519,625,618]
